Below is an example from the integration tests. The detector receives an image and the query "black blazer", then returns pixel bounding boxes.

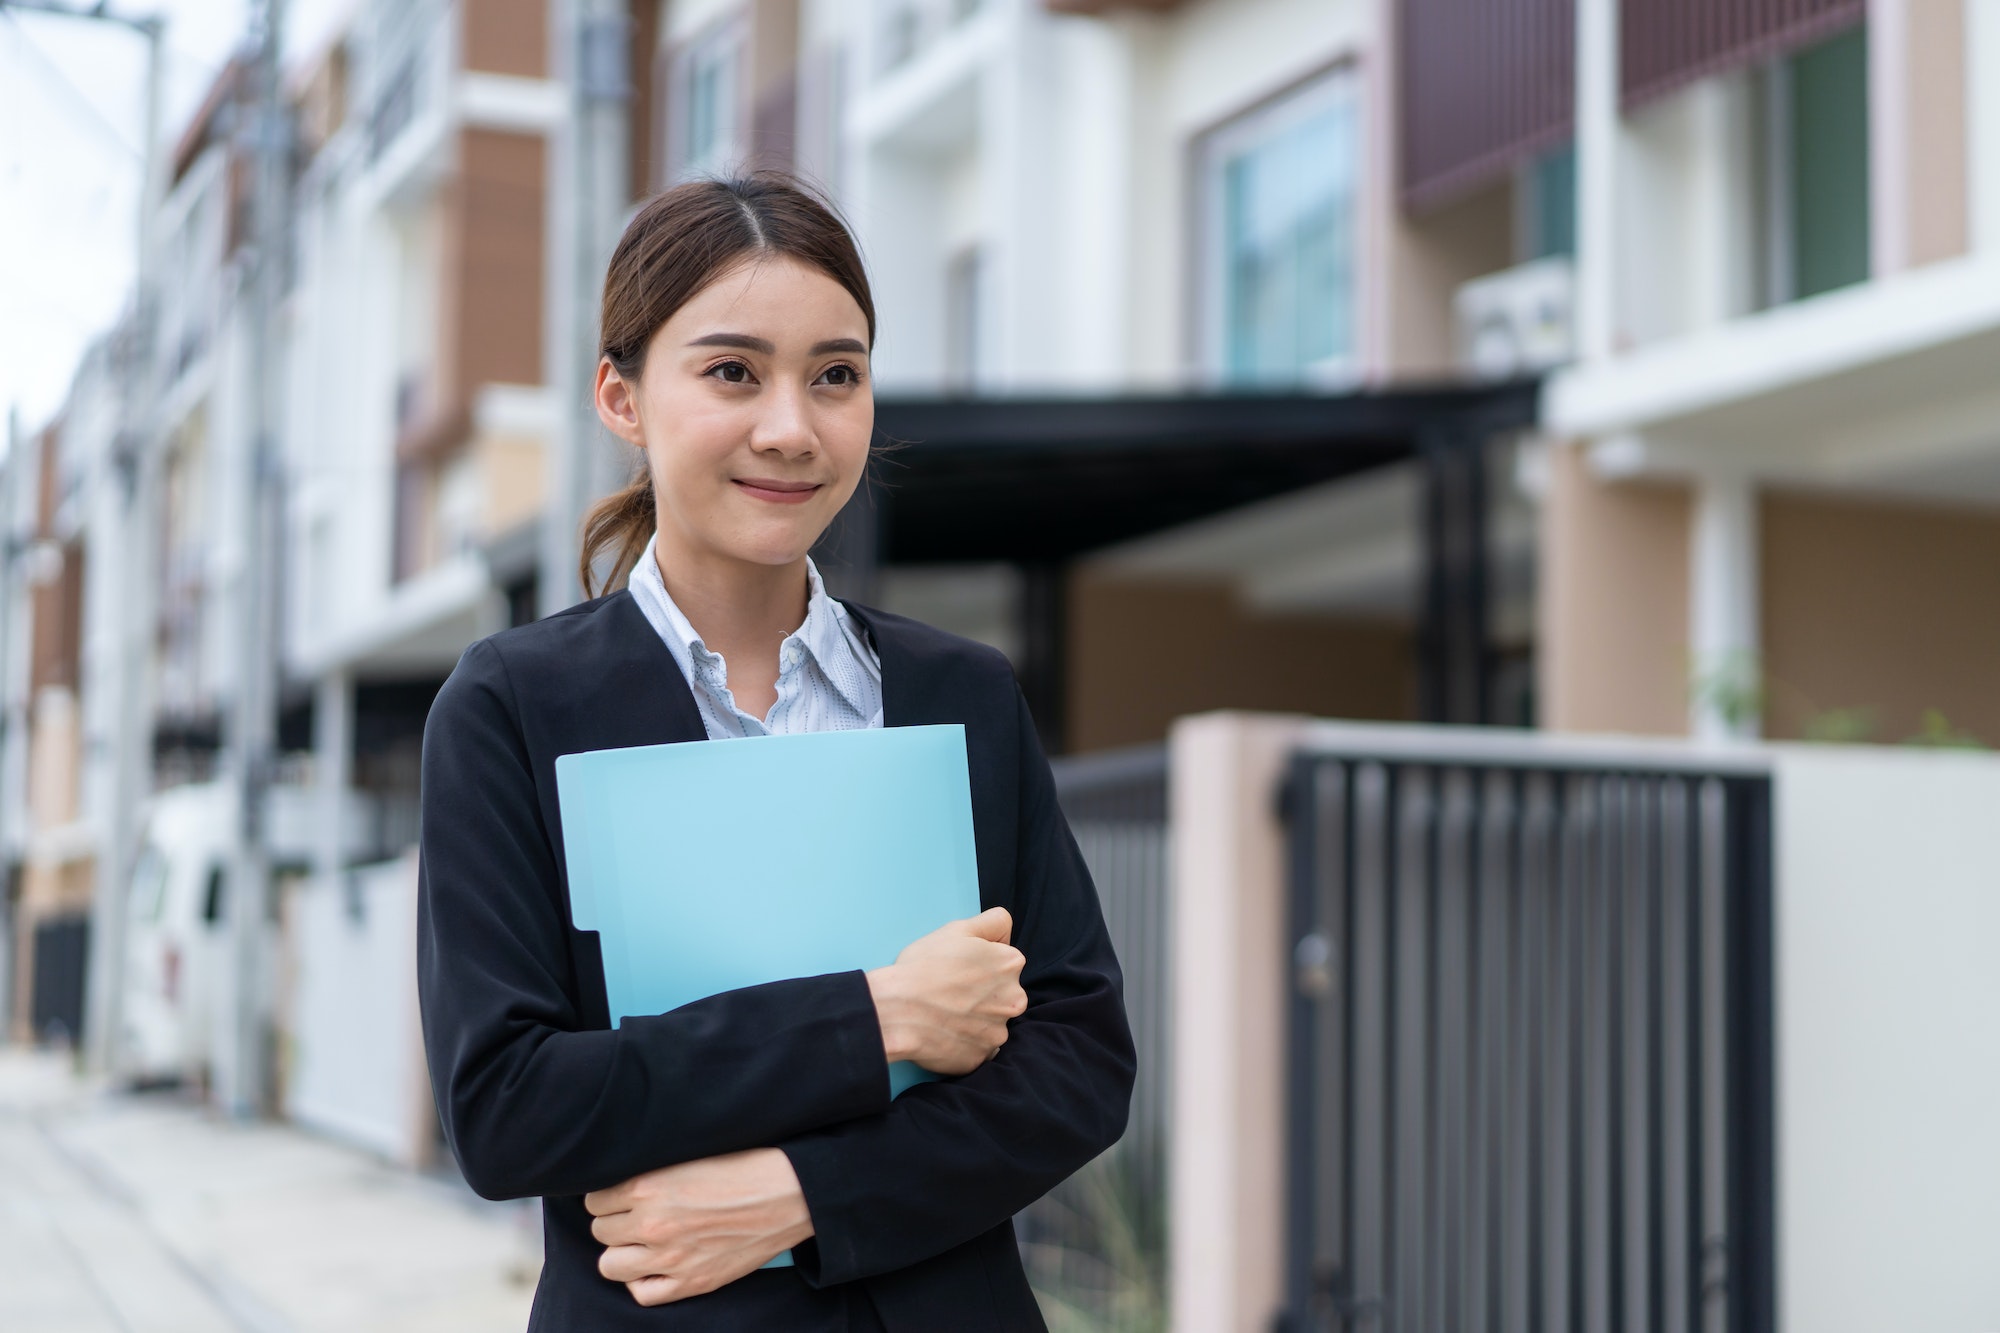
[416,590,1136,1331]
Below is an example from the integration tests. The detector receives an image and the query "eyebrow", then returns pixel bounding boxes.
[686,333,868,356]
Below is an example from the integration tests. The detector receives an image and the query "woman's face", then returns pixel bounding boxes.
[595,254,873,572]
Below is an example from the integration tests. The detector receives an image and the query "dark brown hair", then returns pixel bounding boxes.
[578,173,877,597]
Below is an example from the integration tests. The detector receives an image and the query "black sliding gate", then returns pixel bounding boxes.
[1280,739,1775,1333]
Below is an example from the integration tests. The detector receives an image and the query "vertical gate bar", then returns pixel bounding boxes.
[1284,755,1318,1328]
[1481,770,1506,1333]
[1433,767,1459,1333]
[1647,778,1668,1333]
[1316,764,1347,1322]
[1384,763,1406,1333]
[1338,759,1360,1330]
[1606,775,1629,1333]
[1705,778,1731,1333]
[1723,777,1777,1333]
[1355,761,1389,1325]
[1660,779,1689,1333]
[1409,765,1439,1333]
[1687,777,1710,1332]
[1522,769,1546,1333]
[1563,774,1586,1333]
[1470,768,1488,1328]
[1622,777,1650,1333]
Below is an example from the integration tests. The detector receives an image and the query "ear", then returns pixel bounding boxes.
[595,359,645,448]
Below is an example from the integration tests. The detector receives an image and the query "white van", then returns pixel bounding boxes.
[117,782,379,1088]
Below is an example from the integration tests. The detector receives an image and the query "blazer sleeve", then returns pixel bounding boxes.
[777,687,1139,1286]
[417,640,894,1201]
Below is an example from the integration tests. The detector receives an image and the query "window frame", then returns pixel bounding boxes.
[1194,64,1363,389]
[668,14,751,185]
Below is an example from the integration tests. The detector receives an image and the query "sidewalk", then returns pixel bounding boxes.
[0,1047,538,1332]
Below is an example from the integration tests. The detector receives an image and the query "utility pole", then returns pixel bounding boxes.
[219,0,289,1118]
[0,407,19,1036]
[1,0,170,1077]
[539,0,632,614]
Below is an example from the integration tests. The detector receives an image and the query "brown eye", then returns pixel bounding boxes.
[818,364,858,387]
[709,361,752,384]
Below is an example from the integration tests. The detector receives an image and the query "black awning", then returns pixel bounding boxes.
[866,383,1540,563]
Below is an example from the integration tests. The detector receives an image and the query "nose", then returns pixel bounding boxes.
[750,380,816,460]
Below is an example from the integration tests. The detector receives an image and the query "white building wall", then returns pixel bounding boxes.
[1771,744,2000,1333]
[829,0,1367,394]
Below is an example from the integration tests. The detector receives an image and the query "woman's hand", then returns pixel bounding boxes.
[585,1149,814,1306]
[866,906,1028,1075]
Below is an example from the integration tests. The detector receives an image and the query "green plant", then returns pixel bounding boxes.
[1903,708,1987,751]
[1802,706,1877,744]
[1022,1143,1168,1333]
[1688,651,1764,732]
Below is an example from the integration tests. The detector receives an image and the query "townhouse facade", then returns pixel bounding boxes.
[8,0,2000,1084]
[1542,0,2000,751]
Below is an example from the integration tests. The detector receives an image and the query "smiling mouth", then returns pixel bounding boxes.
[733,478,823,505]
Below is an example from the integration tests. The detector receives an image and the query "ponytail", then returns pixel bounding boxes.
[578,469,656,599]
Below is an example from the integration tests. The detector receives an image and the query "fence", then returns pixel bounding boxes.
[1279,739,1774,1333]
[1020,745,1171,1332]
[30,913,91,1046]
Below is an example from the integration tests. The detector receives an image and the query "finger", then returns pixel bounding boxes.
[583,1186,631,1217]
[628,1274,688,1307]
[963,906,1013,943]
[590,1211,638,1247]
[599,1243,662,1284]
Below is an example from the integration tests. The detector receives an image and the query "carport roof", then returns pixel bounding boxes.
[868,383,1540,563]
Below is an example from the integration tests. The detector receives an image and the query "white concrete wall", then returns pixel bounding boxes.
[1771,744,2000,1333]
[283,853,432,1168]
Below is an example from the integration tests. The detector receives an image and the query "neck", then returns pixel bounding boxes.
[650,530,811,674]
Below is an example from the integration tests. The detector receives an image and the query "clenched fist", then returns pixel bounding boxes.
[866,907,1028,1075]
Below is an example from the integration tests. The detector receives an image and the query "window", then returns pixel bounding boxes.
[675,23,745,181]
[1759,24,1870,305]
[1200,69,1359,387]
[1521,143,1576,261]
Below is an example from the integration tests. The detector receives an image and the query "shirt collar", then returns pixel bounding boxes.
[632,534,875,715]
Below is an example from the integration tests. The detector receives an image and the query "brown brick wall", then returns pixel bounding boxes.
[1067,573,1415,753]
[463,0,547,78]
[1761,490,2000,745]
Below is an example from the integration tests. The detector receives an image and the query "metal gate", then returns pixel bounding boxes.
[1021,745,1171,1331]
[31,913,91,1046]
[1280,734,1774,1333]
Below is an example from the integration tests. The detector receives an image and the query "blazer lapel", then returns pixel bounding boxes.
[590,591,709,748]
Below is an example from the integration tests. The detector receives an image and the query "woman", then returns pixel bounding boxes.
[416,174,1136,1331]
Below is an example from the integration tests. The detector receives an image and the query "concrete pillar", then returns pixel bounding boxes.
[1965,0,2000,254]
[1168,711,1305,1333]
[1574,0,1620,362]
[1689,470,1760,739]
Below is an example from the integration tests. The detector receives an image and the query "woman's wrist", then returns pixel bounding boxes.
[865,965,920,1064]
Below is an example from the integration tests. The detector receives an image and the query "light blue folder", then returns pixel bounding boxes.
[554,724,983,1268]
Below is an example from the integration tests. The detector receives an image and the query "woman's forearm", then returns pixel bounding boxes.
[426,963,892,1201]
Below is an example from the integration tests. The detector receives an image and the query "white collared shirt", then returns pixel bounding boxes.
[626,533,884,739]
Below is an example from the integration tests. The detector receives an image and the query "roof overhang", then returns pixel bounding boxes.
[1544,254,2000,489]
[868,384,1540,563]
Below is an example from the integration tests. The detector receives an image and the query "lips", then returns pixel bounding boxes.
[732,478,823,505]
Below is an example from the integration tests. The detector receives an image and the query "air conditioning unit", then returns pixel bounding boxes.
[1454,256,1574,381]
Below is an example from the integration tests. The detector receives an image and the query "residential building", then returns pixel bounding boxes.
[654,0,1549,751]
[1542,0,2000,750]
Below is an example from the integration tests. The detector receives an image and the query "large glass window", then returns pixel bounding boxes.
[1787,25,1870,299]
[1758,23,1870,306]
[676,24,744,181]
[1201,70,1359,386]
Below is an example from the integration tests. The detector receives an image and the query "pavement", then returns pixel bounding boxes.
[0,1047,539,1332]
